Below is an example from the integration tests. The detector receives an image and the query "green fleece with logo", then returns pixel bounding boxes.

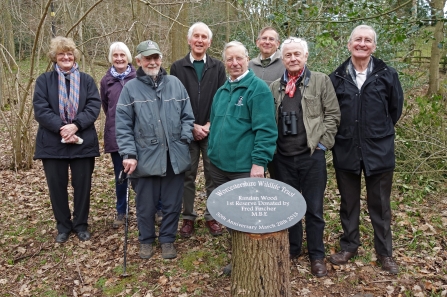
[208,70,278,173]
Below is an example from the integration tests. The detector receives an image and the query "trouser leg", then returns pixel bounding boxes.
[299,150,327,260]
[335,169,362,252]
[70,157,95,233]
[201,138,216,221]
[135,177,159,244]
[182,141,200,221]
[111,152,127,214]
[42,159,72,233]
[365,171,394,256]
[159,159,184,243]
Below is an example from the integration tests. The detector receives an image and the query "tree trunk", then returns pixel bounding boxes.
[427,0,446,96]
[231,230,291,297]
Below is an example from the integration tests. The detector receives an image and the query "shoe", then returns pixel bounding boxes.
[222,263,232,275]
[205,219,223,236]
[113,213,125,229]
[155,210,163,226]
[377,255,399,274]
[76,231,91,241]
[139,243,154,259]
[310,259,327,277]
[55,232,70,243]
[179,219,194,238]
[161,243,177,259]
[329,250,358,265]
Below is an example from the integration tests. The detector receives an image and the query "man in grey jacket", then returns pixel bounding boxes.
[116,40,194,260]
[270,37,340,277]
[248,26,285,86]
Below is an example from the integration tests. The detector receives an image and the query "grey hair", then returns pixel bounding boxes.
[187,22,213,40]
[280,37,309,58]
[222,41,249,61]
[108,42,132,64]
[348,25,377,45]
[257,26,280,41]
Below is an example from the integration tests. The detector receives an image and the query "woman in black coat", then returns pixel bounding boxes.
[33,36,101,243]
[328,25,403,274]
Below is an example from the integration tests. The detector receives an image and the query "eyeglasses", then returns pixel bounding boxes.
[57,52,74,57]
[259,36,277,42]
[225,56,246,64]
[283,38,304,44]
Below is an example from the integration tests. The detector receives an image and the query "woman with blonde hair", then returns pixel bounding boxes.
[33,36,101,243]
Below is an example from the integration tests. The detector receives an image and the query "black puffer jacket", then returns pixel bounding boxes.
[33,70,101,159]
[329,56,404,176]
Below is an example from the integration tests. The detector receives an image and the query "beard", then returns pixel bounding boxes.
[143,67,160,78]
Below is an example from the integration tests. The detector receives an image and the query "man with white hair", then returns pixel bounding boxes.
[270,37,340,277]
[208,41,278,275]
[116,40,194,260]
[171,22,226,238]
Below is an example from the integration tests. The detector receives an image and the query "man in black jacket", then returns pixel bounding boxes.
[328,25,404,274]
[170,22,226,238]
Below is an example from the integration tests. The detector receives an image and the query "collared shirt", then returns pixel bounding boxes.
[189,53,207,64]
[229,70,249,83]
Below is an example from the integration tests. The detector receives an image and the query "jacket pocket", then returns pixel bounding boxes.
[303,94,321,119]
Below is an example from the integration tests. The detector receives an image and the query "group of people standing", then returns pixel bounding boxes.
[32,22,403,277]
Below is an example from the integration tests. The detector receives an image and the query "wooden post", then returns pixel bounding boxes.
[231,230,291,297]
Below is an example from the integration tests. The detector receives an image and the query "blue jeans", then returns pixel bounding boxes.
[273,150,327,260]
[111,152,127,214]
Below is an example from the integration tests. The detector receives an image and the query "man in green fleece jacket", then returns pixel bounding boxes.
[207,41,278,275]
[208,40,277,181]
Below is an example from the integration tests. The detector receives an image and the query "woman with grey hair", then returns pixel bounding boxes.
[33,36,101,243]
[100,42,136,228]
[328,25,403,274]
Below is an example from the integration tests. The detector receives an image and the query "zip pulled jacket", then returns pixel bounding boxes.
[329,56,404,176]
[100,64,136,153]
[115,68,195,178]
[270,68,341,155]
[170,54,226,126]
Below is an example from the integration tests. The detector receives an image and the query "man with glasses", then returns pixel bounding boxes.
[269,37,340,277]
[116,40,195,260]
[249,27,285,86]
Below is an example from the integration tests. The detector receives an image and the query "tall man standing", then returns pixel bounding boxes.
[270,37,340,277]
[170,22,226,237]
[116,40,194,259]
[248,26,285,86]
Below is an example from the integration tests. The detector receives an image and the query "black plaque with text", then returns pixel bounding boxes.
[207,178,306,233]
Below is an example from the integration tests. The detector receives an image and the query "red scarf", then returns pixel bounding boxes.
[285,68,305,97]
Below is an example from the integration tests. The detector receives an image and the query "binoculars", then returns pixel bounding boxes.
[282,111,298,136]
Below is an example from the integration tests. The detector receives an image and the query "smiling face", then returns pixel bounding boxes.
[137,54,162,77]
[56,51,75,72]
[224,45,249,81]
[348,27,376,61]
[281,42,308,76]
[112,49,129,73]
[188,24,211,60]
[256,29,280,59]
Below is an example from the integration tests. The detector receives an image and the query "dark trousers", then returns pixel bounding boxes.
[42,158,95,234]
[182,138,215,221]
[335,168,394,256]
[209,162,251,188]
[134,157,184,244]
[273,150,327,260]
[111,152,127,214]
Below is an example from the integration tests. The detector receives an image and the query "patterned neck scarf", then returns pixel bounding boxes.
[110,65,132,80]
[285,66,305,97]
[56,63,80,124]
[347,57,374,90]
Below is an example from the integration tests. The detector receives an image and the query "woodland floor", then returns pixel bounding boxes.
[0,90,447,297]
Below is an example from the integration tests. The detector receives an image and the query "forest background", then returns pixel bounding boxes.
[0,0,447,296]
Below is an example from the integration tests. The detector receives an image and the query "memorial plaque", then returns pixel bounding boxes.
[207,178,306,233]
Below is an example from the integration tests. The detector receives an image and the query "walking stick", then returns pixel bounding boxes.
[118,170,130,277]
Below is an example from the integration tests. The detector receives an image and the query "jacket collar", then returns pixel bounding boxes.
[333,56,385,78]
[179,53,216,68]
[251,50,282,67]
[105,64,136,84]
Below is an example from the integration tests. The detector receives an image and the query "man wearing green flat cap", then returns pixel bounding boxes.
[116,39,195,260]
